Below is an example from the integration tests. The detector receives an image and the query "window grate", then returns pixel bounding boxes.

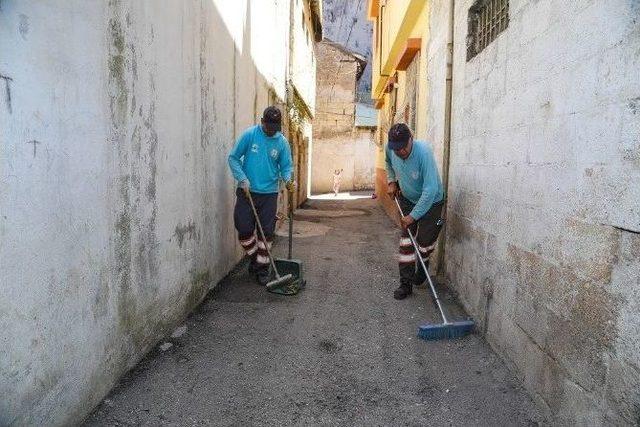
[467,0,509,61]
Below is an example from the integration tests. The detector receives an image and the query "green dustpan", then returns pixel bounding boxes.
[268,191,305,295]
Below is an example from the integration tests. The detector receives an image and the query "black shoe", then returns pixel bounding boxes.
[413,260,429,287]
[413,270,427,287]
[393,281,413,300]
[248,260,259,274]
[256,270,271,286]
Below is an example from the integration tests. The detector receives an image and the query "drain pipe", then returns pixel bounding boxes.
[436,0,455,280]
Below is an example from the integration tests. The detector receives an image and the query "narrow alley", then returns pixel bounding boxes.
[85,196,540,426]
[2,1,639,425]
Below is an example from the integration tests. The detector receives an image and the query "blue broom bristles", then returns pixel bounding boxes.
[417,319,475,341]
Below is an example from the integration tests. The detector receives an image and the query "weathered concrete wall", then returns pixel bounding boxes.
[423,0,448,167]
[311,128,376,193]
[425,0,640,424]
[291,0,318,117]
[285,0,318,206]
[0,1,291,425]
[289,119,312,208]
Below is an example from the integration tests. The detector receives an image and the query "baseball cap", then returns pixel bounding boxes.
[262,106,282,132]
[387,123,412,150]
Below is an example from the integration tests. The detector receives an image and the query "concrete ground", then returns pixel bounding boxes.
[84,196,542,426]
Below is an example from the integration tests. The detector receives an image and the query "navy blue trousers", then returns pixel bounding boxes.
[233,188,278,267]
[397,196,444,284]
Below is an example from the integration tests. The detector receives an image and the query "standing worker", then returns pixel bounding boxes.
[385,123,445,300]
[228,106,295,286]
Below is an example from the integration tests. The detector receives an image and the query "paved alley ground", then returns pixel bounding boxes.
[85,196,542,426]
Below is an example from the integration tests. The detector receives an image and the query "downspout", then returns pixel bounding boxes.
[436,0,455,279]
[287,0,295,208]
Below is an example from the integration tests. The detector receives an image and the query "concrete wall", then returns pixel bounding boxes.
[0,1,291,425]
[311,128,376,193]
[286,0,319,206]
[289,119,312,208]
[425,1,640,424]
[291,0,318,116]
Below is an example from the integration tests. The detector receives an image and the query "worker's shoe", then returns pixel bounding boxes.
[413,267,427,288]
[393,280,413,300]
[248,259,260,274]
[256,269,271,286]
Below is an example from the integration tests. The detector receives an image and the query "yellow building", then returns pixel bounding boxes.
[367,0,436,217]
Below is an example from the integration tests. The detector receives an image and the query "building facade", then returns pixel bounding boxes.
[369,0,640,424]
[287,0,323,208]
[311,40,376,194]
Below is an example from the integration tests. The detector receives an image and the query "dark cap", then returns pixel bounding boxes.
[262,106,282,132]
[388,123,412,150]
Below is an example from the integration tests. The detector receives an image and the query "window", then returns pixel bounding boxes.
[467,0,509,60]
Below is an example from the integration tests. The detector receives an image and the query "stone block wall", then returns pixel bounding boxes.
[423,1,640,424]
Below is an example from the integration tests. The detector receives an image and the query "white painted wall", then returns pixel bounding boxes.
[291,0,317,116]
[0,1,291,425]
[424,0,640,424]
[311,128,376,194]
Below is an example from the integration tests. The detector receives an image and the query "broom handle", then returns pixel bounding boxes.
[395,197,449,324]
[288,190,293,259]
[246,191,281,279]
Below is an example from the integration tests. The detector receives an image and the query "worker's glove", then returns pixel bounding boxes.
[285,180,296,193]
[239,180,251,196]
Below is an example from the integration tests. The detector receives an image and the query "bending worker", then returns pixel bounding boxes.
[385,123,445,300]
[228,106,295,286]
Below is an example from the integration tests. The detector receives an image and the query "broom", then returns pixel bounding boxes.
[245,191,294,291]
[394,197,474,340]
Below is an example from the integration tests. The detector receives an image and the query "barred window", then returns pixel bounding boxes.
[467,0,509,61]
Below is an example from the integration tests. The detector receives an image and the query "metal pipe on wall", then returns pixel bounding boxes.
[436,0,455,279]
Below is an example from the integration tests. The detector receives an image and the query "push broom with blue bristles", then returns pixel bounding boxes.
[395,197,474,341]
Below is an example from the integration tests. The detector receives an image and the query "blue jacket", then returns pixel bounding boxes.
[228,125,294,194]
[385,140,444,220]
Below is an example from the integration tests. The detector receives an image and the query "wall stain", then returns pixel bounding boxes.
[628,96,640,115]
[174,221,199,248]
[199,14,210,150]
[186,270,211,308]
[91,269,110,320]
[26,140,41,158]
[108,9,127,126]
[18,14,29,40]
[108,0,137,349]
[108,2,164,354]
[507,242,622,392]
[0,73,13,114]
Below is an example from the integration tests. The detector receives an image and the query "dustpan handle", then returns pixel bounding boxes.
[288,190,293,259]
